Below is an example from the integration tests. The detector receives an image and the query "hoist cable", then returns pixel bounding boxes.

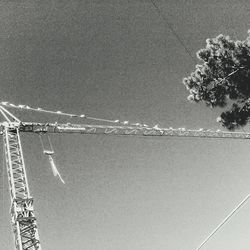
[47,135,54,152]
[39,134,54,153]
[39,134,45,153]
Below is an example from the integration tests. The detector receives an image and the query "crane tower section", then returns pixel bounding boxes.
[3,123,40,250]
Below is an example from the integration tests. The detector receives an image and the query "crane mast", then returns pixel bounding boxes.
[0,105,41,250]
[3,124,40,250]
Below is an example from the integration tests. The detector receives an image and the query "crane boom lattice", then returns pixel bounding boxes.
[3,124,40,250]
[15,122,250,139]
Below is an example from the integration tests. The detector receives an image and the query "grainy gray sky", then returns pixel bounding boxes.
[0,1,250,249]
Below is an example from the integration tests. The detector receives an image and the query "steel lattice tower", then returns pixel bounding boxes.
[3,125,40,250]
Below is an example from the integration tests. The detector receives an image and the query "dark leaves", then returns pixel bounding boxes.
[183,31,250,130]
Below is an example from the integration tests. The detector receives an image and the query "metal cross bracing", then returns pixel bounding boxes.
[15,122,250,139]
[3,125,40,250]
[1,104,250,250]
[0,105,41,250]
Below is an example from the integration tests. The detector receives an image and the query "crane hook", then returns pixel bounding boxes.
[39,134,65,184]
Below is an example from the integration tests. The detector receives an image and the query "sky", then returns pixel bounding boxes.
[0,1,250,249]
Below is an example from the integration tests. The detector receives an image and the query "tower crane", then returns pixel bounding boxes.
[1,102,250,250]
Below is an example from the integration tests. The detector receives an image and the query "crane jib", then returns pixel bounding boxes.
[0,122,248,139]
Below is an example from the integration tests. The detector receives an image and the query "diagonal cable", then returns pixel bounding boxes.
[150,0,196,63]
[196,194,250,250]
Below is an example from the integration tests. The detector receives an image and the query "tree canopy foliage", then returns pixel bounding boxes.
[183,30,250,130]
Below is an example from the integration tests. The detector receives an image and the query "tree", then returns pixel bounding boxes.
[183,30,250,130]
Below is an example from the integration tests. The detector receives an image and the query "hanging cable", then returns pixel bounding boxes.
[39,134,64,184]
[47,135,54,154]
[39,134,46,153]
[47,155,65,184]
[39,134,54,155]
[196,194,250,250]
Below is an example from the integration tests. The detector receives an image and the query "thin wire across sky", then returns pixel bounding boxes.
[149,0,196,64]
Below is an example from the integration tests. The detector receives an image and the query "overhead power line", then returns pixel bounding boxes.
[196,194,250,250]
[149,0,196,63]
